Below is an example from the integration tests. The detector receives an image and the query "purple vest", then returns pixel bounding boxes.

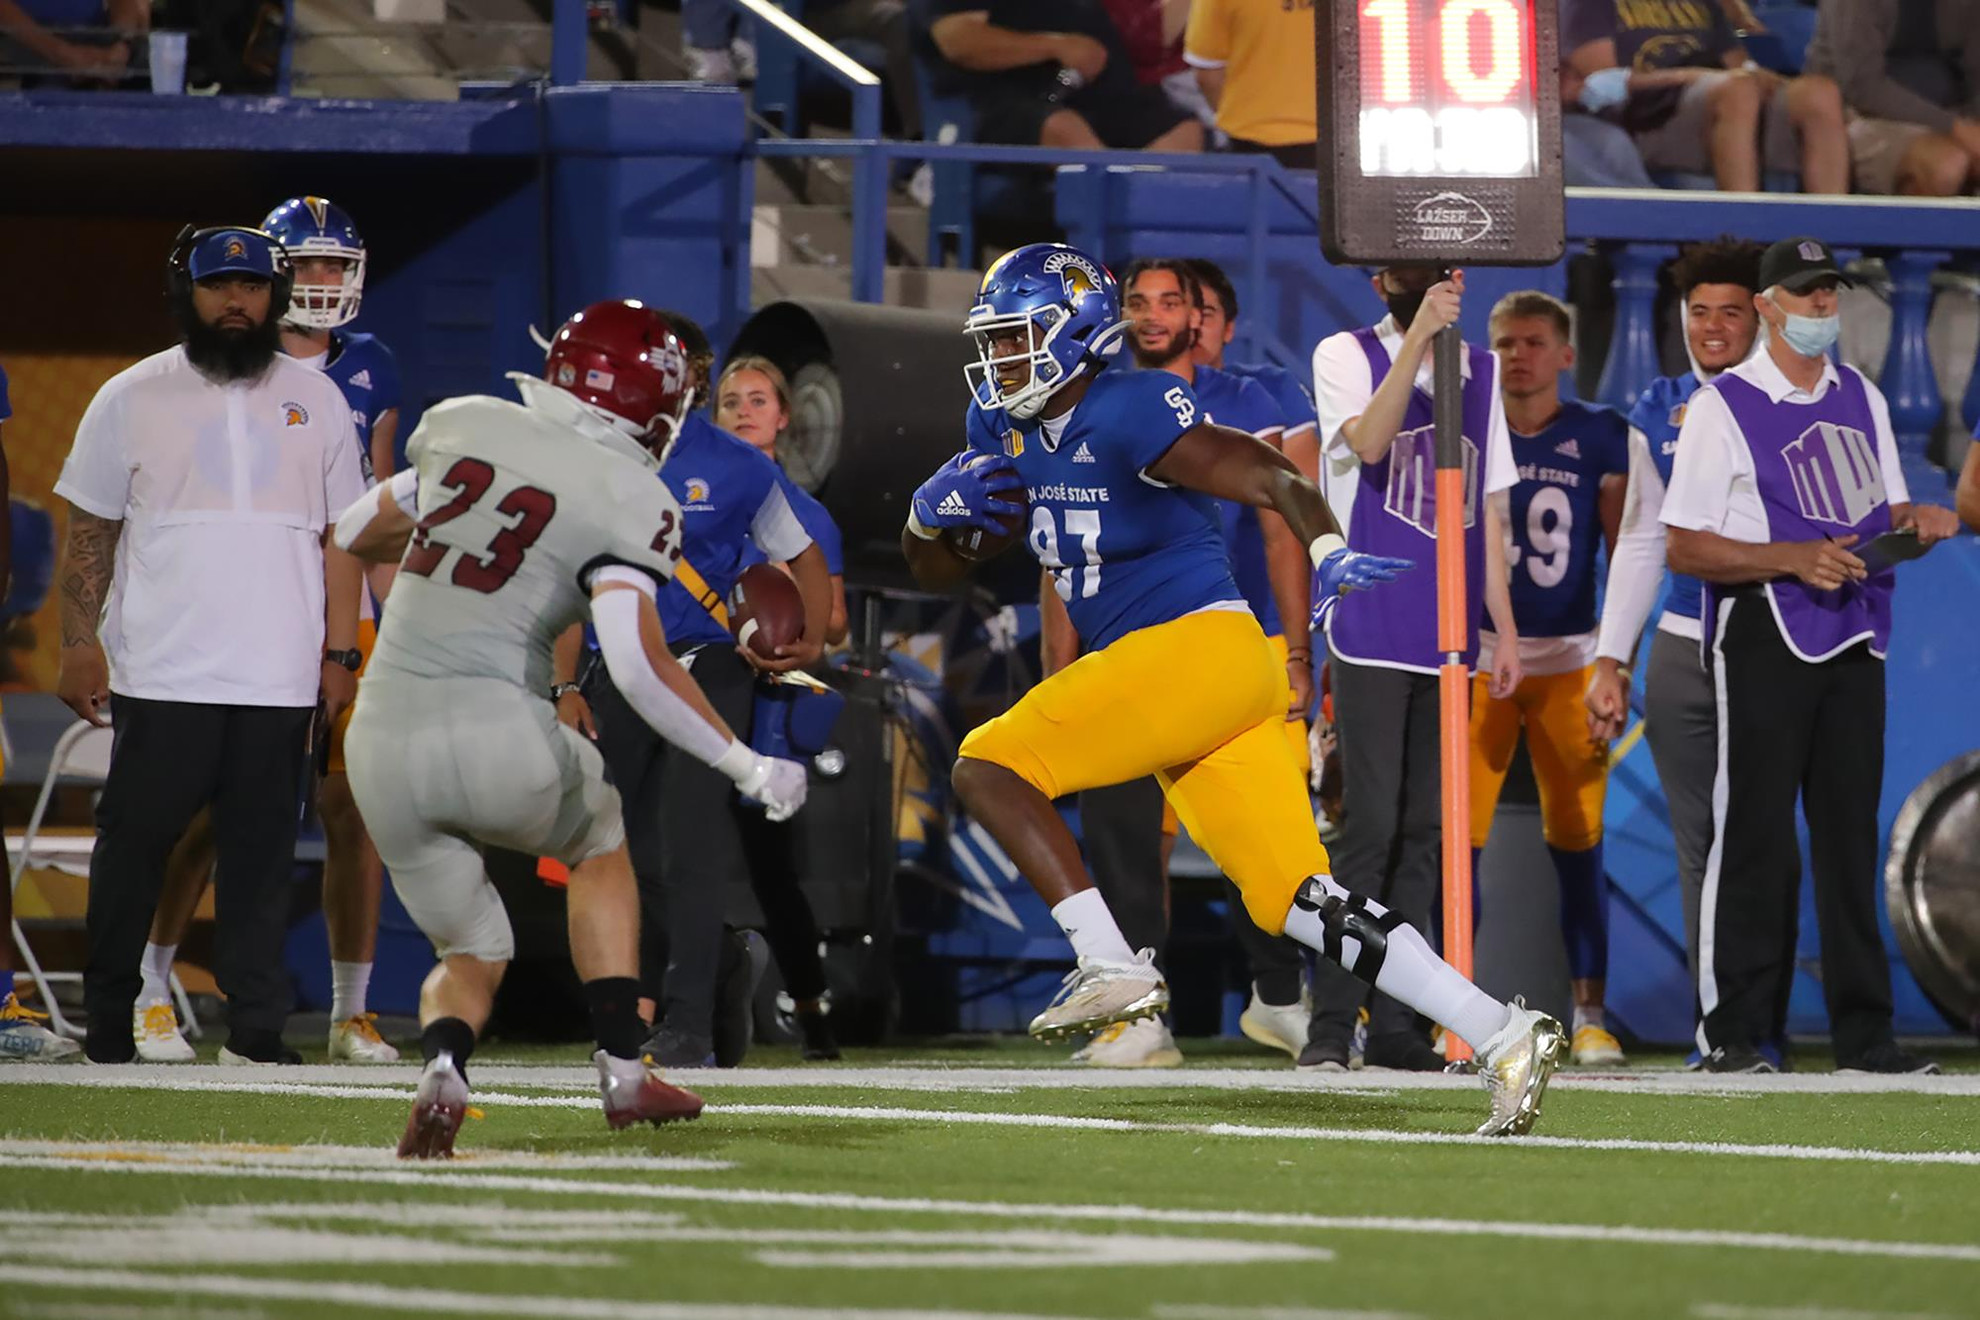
[1327,328,1498,671]
[1705,367,1894,661]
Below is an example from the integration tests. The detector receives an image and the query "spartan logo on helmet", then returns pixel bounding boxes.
[1042,249,1104,304]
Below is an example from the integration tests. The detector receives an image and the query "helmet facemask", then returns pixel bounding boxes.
[283,246,366,330]
[965,306,1074,419]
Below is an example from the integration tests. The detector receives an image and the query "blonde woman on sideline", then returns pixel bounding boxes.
[715,357,848,646]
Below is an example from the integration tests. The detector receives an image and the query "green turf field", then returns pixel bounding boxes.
[4,1037,1978,1320]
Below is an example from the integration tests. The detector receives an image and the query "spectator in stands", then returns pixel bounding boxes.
[1306,267,1520,1072]
[680,0,756,83]
[1563,0,1850,193]
[1560,61,1659,187]
[1183,0,1314,169]
[1804,0,1980,195]
[0,0,144,86]
[1661,235,1958,1074]
[913,0,1203,152]
[56,228,365,1065]
[1096,0,1217,139]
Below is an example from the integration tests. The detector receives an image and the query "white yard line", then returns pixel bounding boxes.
[1693,1308,1958,1319]
[0,1266,1092,1320]
[8,1062,1978,1097]
[0,1147,1975,1264]
[0,1137,727,1172]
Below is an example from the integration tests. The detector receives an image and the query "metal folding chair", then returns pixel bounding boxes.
[7,717,200,1041]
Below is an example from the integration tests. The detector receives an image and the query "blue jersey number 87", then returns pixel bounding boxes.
[1032,506,1104,601]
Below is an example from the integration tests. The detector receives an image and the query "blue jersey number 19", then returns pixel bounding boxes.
[1511,485,1572,589]
[1032,506,1104,601]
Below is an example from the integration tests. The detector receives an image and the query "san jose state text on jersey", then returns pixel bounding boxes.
[965,370,1242,651]
[1498,399,1630,638]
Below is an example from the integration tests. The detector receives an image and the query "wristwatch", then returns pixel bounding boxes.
[550,682,582,701]
[324,647,363,673]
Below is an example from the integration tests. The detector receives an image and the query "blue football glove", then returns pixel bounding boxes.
[909,451,1026,536]
[1310,545,1415,631]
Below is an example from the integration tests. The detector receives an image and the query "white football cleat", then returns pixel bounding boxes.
[0,993,78,1060]
[133,999,195,1064]
[1474,998,1567,1137]
[398,1054,472,1159]
[329,1013,401,1063]
[1238,988,1310,1059]
[1028,949,1167,1042]
[1072,1016,1182,1067]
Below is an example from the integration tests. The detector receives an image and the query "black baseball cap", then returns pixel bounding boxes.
[1758,236,1853,293]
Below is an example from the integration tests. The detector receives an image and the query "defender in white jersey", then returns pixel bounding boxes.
[333,301,808,1158]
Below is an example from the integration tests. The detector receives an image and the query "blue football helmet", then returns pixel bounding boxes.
[262,195,366,330]
[964,242,1128,419]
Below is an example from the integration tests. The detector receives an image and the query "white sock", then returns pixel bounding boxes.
[138,942,177,1006]
[1281,875,1511,1049]
[331,960,372,1022]
[1050,889,1136,965]
[1572,1004,1603,1033]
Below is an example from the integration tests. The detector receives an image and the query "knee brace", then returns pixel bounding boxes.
[1293,875,1407,986]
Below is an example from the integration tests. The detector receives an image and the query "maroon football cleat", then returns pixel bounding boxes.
[398,1054,472,1159]
[596,1049,705,1129]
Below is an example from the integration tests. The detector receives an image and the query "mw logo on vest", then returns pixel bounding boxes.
[1384,425,1478,537]
[1785,422,1883,527]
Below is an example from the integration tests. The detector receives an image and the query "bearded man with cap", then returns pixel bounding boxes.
[55,226,367,1064]
[1660,235,1959,1076]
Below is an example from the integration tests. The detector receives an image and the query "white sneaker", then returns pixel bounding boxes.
[329,1013,401,1063]
[1571,1023,1627,1067]
[1072,1016,1182,1067]
[0,993,78,1060]
[1028,949,1168,1042]
[1474,998,1567,1137]
[1239,988,1309,1059]
[133,999,195,1064]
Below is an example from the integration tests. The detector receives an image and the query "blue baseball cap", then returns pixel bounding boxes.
[185,228,282,282]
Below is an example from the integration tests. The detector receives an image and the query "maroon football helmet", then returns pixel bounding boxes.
[543,300,694,459]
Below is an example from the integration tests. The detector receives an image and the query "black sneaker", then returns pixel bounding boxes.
[1363,1033,1448,1072]
[796,1010,841,1062]
[1837,1042,1941,1075]
[1703,1044,1777,1074]
[642,1025,714,1069]
[1296,1038,1350,1072]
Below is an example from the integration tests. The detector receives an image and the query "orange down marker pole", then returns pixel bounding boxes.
[1431,321,1474,1064]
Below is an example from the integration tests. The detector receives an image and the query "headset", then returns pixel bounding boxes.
[164,224,294,322]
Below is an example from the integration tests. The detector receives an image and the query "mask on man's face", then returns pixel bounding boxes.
[1768,296,1841,358]
[1385,287,1427,330]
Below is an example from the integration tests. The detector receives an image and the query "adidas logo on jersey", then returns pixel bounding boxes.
[1072,442,1096,464]
[937,490,971,516]
[1554,438,1581,459]
[348,369,373,390]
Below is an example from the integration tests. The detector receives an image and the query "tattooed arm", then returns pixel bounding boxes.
[57,505,121,726]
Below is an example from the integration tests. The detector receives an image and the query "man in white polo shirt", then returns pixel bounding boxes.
[55,226,366,1065]
[1660,235,1958,1076]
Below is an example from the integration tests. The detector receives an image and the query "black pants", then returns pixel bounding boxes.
[1080,776,1304,1000]
[1225,137,1318,171]
[1701,594,1893,1062]
[584,644,826,1035]
[84,697,312,1059]
[1309,657,1443,1050]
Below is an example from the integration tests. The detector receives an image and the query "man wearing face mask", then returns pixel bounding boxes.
[1306,266,1522,1072]
[1660,236,1960,1076]
[1587,238,1761,1058]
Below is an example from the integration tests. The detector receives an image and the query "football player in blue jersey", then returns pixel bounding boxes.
[906,242,1567,1135]
[134,196,407,1066]
[1588,238,1767,1062]
[1184,257,1320,466]
[1470,292,1631,1067]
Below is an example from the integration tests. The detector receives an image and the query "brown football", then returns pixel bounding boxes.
[729,563,806,660]
[943,489,1029,562]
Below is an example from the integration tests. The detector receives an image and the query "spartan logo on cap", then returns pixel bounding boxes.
[1798,240,1826,262]
[224,237,247,261]
[1383,425,1478,538]
[1786,422,1884,528]
[1041,250,1103,303]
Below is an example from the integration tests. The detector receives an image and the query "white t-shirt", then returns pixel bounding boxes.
[1659,351,1909,541]
[365,388,686,695]
[54,346,367,707]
